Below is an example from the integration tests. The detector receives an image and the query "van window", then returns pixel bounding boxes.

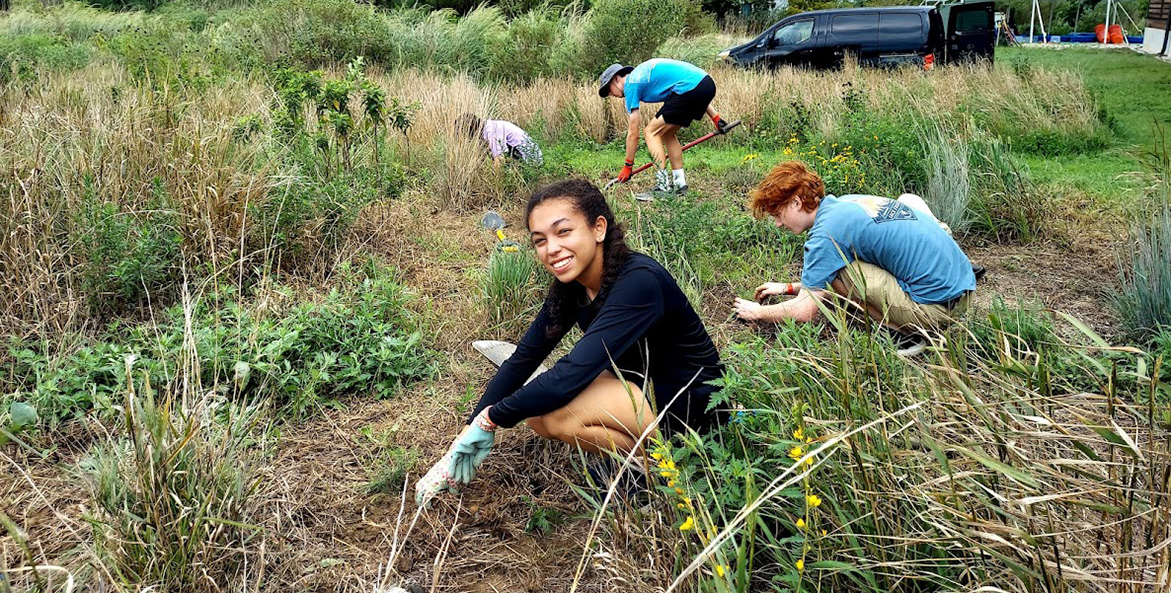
[773,19,814,45]
[830,14,879,45]
[953,9,990,33]
[880,13,922,41]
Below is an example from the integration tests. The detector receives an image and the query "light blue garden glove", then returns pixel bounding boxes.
[448,407,497,485]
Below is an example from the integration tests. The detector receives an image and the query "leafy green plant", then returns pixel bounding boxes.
[4,267,434,424]
[77,179,183,316]
[523,496,565,534]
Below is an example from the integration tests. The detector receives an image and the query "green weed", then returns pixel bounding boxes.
[4,267,434,424]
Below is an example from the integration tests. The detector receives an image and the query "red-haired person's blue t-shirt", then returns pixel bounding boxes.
[801,195,976,304]
[623,59,709,113]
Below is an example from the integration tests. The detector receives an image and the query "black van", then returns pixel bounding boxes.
[718,2,994,70]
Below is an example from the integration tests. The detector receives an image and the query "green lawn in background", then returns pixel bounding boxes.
[999,47,1171,148]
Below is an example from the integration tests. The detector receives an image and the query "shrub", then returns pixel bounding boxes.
[488,7,564,84]
[220,0,395,68]
[578,0,688,74]
[77,180,183,316]
[0,33,94,84]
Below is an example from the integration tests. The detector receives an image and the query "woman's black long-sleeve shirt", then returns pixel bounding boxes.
[469,253,726,435]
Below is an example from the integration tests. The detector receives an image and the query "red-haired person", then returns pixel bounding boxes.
[733,161,976,356]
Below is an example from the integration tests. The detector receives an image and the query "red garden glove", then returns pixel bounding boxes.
[617,160,634,183]
[712,114,730,135]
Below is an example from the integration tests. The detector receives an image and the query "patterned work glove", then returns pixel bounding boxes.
[448,407,497,485]
[415,449,458,508]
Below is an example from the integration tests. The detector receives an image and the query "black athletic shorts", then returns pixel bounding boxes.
[656,75,716,126]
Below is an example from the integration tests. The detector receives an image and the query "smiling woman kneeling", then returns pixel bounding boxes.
[415,179,726,507]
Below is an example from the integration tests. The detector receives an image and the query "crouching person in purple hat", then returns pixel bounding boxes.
[456,113,544,166]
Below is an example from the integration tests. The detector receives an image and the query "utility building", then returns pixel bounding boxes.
[1146,0,1170,55]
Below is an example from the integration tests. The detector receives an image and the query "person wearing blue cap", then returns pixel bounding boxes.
[599,59,729,201]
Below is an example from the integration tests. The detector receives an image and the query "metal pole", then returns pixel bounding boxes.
[1104,0,1112,44]
[1029,0,1036,42]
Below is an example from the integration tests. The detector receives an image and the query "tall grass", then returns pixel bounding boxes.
[482,247,543,329]
[920,120,972,233]
[584,314,1171,592]
[84,389,264,590]
[1116,141,1171,339]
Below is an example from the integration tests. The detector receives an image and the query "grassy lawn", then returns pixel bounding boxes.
[1000,46,1171,148]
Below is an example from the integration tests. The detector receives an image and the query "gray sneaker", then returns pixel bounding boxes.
[634,187,675,202]
[675,184,689,196]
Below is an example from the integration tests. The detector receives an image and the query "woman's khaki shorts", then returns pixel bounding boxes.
[836,261,970,331]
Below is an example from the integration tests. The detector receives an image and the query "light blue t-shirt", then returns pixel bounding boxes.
[624,59,709,113]
[801,195,976,305]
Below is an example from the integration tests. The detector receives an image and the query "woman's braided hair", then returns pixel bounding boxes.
[525,179,632,339]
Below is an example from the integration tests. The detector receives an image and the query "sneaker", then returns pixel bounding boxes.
[674,184,689,196]
[893,331,928,358]
[972,264,987,283]
[633,187,675,202]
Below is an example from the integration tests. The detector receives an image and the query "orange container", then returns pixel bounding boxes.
[1095,23,1106,42]
[1108,24,1124,44]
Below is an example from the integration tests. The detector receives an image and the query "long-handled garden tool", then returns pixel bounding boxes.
[480,211,520,253]
[604,119,742,190]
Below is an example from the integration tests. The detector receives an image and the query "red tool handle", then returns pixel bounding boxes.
[606,119,741,189]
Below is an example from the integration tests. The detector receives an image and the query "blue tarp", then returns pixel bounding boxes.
[1013,32,1144,43]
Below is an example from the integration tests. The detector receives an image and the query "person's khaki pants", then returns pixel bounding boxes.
[837,261,969,332]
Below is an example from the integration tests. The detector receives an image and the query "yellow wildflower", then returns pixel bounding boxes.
[651,452,663,461]
[806,494,822,508]
[668,480,676,488]
[716,565,726,577]
[796,559,804,571]
[821,529,828,537]
[788,446,804,461]
[793,427,804,440]
[679,516,695,531]
[796,518,806,530]
[675,487,685,496]
[804,456,814,468]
